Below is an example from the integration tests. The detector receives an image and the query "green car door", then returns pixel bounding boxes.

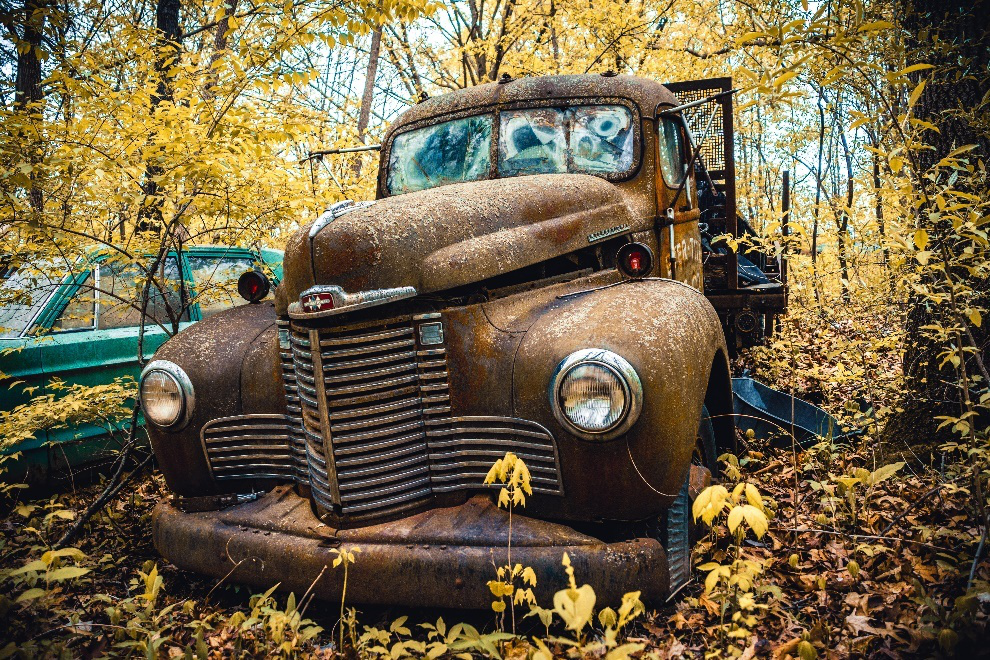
[0,247,282,486]
[0,268,65,481]
[36,254,194,480]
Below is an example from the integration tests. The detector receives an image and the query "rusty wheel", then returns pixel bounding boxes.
[693,404,717,475]
[666,405,716,595]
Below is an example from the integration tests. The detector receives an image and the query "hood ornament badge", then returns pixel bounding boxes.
[308,200,375,239]
[289,284,417,319]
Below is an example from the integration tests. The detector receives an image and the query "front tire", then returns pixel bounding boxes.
[665,405,716,596]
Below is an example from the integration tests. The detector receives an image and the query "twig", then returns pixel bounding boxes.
[968,524,987,590]
[880,478,960,536]
[53,405,145,550]
[772,526,956,553]
[204,556,254,603]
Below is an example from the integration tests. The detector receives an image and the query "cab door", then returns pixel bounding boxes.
[655,115,704,291]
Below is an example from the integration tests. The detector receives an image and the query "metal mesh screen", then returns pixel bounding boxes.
[664,80,732,181]
[675,87,725,178]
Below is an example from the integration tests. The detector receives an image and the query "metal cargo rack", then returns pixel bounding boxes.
[664,77,788,348]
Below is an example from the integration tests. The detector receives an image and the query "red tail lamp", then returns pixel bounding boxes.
[237,270,271,303]
[616,243,654,278]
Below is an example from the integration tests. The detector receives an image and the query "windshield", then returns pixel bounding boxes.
[500,105,634,177]
[387,115,493,195]
[387,104,636,195]
[0,268,62,338]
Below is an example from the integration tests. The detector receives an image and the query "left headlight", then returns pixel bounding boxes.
[549,349,643,440]
[139,360,195,430]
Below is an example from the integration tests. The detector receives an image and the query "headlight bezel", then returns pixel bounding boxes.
[549,348,643,441]
[139,359,195,431]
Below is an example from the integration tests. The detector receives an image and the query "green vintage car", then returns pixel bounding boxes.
[0,245,283,486]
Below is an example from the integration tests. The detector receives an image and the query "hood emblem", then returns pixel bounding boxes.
[290,284,417,319]
[308,200,375,239]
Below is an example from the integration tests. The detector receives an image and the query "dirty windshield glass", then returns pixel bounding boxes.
[0,268,61,338]
[387,115,493,194]
[499,108,566,176]
[499,105,634,177]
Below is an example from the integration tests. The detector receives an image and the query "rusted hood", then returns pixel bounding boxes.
[282,174,641,301]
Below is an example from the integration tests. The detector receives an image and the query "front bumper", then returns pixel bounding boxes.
[153,487,669,608]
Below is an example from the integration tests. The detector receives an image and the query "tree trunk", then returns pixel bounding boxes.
[138,0,182,234]
[14,0,50,219]
[885,0,990,446]
[204,0,235,99]
[352,28,381,178]
[837,108,853,303]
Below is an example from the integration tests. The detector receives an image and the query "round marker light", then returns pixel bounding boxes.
[238,270,270,303]
[616,242,654,278]
[549,349,643,440]
[139,360,194,430]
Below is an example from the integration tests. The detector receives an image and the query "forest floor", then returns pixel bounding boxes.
[1,307,989,658]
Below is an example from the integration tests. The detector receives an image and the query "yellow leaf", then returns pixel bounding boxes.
[744,483,763,509]
[727,505,744,534]
[553,583,596,632]
[736,31,769,45]
[909,80,926,108]
[16,588,46,603]
[894,63,934,77]
[741,505,769,538]
[914,229,929,250]
[774,70,799,89]
[858,20,895,32]
[970,310,983,327]
[47,566,90,581]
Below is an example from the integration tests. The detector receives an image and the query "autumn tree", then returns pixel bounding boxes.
[885,0,990,445]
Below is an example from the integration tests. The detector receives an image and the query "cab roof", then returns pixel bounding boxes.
[386,74,680,138]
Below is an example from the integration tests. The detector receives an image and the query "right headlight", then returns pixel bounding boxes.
[549,349,643,440]
[139,360,195,430]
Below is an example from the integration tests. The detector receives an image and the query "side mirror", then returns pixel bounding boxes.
[237,270,271,304]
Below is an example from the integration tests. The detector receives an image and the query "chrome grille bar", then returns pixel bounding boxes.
[288,313,564,524]
[201,414,296,482]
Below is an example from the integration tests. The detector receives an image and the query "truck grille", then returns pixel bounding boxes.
[277,319,309,483]
[201,414,297,482]
[289,313,563,523]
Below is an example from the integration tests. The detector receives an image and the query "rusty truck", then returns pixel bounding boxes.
[140,74,787,607]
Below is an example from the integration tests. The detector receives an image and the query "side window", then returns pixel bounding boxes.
[51,271,96,332]
[498,108,566,176]
[0,269,60,338]
[657,116,687,187]
[187,255,260,319]
[98,258,188,330]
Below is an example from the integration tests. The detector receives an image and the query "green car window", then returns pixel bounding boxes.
[51,271,97,332]
[187,254,259,318]
[98,257,188,329]
[0,268,60,338]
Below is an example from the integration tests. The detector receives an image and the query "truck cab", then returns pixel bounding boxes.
[144,74,786,608]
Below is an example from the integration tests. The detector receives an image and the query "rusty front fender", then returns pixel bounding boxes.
[146,302,282,496]
[512,279,728,523]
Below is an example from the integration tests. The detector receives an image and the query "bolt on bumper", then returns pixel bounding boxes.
[152,487,670,609]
